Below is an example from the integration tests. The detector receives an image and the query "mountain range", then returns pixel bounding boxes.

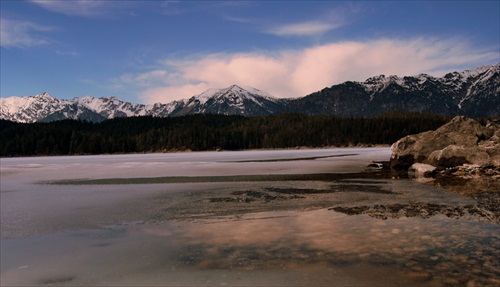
[1,64,498,123]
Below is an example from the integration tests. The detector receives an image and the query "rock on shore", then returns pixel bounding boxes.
[391,116,500,170]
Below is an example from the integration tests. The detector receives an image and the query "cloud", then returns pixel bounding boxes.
[139,83,211,104]
[223,15,256,24]
[264,3,360,37]
[115,70,172,88]
[121,37,497,104]
[267,21,341,37]
[0,18,55,48]
[31,0,113,17]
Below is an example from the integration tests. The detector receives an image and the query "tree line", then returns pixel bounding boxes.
[0,111,455,157]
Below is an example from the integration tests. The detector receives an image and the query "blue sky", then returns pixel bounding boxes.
[1,1,499,104]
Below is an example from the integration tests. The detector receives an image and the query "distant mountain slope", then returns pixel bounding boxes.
[287,64,499,117]
[0,85,288,123]
[1,64,498,123]
[0,92,72,123]
[0,93,182,123]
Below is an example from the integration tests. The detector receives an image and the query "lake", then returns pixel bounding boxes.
[1,148,498,286]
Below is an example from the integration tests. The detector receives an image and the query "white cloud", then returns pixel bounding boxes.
[121,37,497,104]
[267,21,341,37]
[0,18,55,48]
[264,3,359,38]
[31,0,112,17]
[115,70,173,88]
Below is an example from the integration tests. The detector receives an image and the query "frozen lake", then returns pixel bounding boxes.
[1,148,498,286]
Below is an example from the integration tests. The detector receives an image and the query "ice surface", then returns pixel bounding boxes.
[0,148,390,237]
[0,148,391,181]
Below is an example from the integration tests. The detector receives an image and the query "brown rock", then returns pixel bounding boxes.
[408,163,436,179]
[491,155,500,167]
[390,131,434,169]
[403,272,433,282]
[428,145,491,167]
[391,116,500,169]
[434,116,493,143]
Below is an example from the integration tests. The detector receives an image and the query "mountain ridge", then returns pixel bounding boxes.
[1,64,498,123]
[287,63,499,117]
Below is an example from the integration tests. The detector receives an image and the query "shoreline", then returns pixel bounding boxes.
[0,144,391,159]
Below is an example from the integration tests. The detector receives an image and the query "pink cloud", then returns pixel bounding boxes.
[267,21,341,37]
[133,37,497,104]
[141,83,211,104]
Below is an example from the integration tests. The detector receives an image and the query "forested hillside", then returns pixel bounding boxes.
[0,112,456,156]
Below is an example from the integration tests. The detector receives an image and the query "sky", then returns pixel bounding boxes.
[1,1,499,104]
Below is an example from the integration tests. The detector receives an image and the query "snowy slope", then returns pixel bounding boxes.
[360,64,499,98]
[74,96,150,118]
[0,93,70,123]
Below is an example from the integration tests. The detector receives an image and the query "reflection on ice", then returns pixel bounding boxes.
[2,210,498,286]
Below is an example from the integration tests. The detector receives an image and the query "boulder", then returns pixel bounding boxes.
[391,116,500,170]
[491,155,500,167]
[390,131,434,169]
[426,145,491,167]
[408,163,436,179]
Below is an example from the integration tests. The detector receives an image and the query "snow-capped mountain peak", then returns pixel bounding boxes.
[194,88,223,105]
[0,92,67,123]
[459,64,498,79]
[72,96,135,118]
[195,85,272,103]
[35,92,54,99]
[176,85,285,116]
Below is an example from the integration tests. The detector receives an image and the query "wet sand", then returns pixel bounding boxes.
[1,148,499,286]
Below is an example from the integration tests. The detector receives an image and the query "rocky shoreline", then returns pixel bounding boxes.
[383,116,500,223]
[391,116,500,170]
